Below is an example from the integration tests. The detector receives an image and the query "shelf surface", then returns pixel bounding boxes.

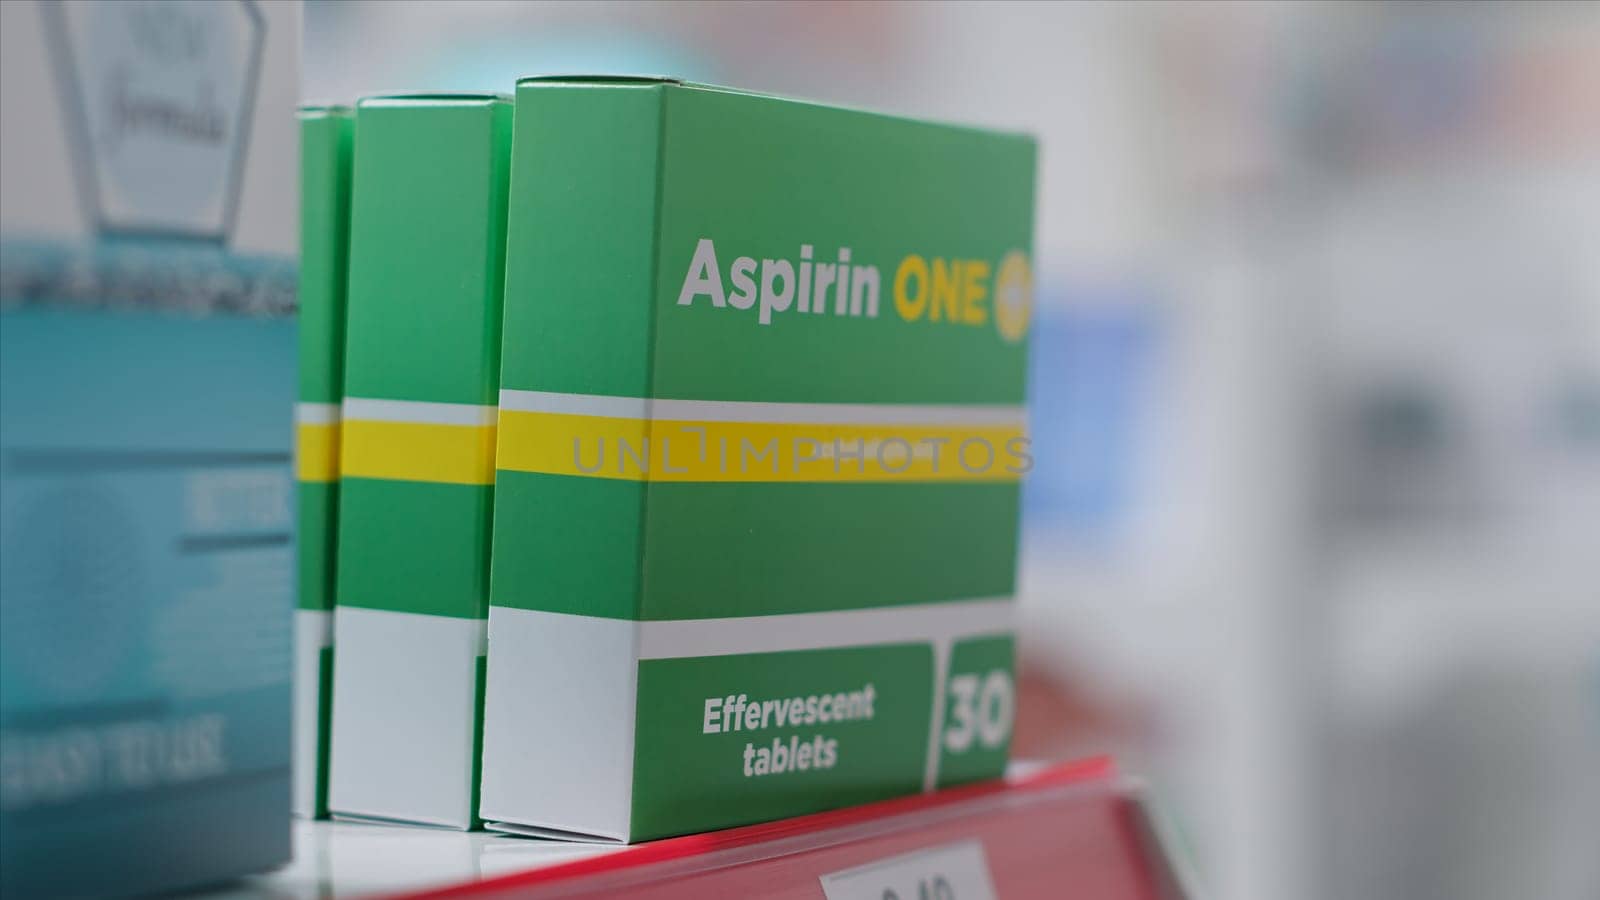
[225,758,1189,899]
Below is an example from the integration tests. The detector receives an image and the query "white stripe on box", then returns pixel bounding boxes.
[498,390,1025,427]
[635,597,1013,659]
[295,402,342,425]
[342,397,498,426]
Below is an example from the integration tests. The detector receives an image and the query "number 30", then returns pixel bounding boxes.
[942,669,1014,753]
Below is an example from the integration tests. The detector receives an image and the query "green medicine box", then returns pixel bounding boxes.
[480,77,1036,842]
[294,104,353,820]
[328,94,512,830]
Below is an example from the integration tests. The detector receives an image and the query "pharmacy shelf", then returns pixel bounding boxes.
[238,758,1194,899]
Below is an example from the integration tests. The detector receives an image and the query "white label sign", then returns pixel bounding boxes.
[50,0,259,239]
[820,840,998,900]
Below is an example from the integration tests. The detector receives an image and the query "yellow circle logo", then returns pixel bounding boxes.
[993,250,1032,342]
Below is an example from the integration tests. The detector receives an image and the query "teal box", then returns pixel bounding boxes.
[0,1,300,895]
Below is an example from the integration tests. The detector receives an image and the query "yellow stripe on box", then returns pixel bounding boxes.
[297,422,342,482]
[341,419,497,485]
[496,410,1026,483]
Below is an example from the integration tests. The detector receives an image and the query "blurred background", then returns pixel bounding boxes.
[308,2,1600,899]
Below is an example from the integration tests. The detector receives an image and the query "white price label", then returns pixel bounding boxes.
[819,840,998,900]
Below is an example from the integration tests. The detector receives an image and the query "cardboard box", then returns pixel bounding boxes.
[0,0,300,893]
[328,94,511,830]
[294,104,353,820]
[480,77,1036,842]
